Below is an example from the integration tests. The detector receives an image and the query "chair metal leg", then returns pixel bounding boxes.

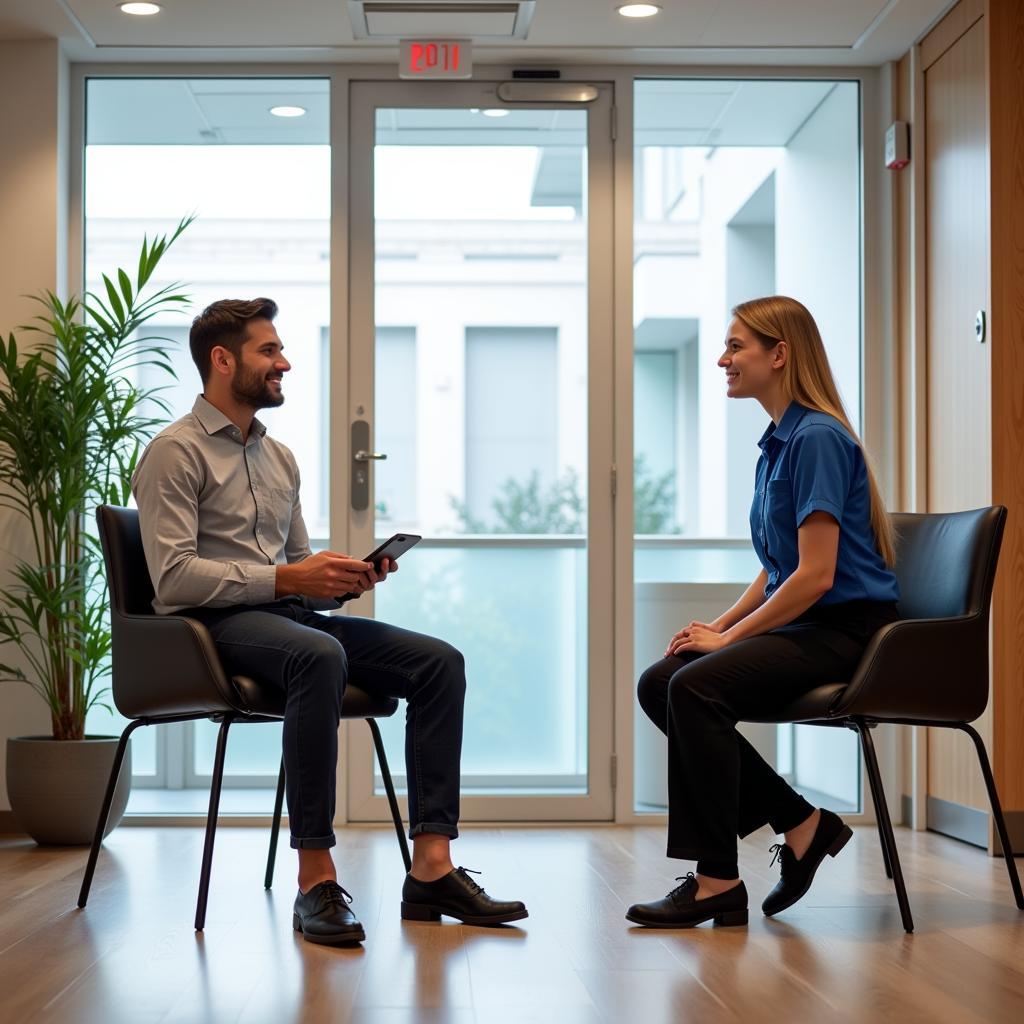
[875,813,895,880]
[367,718,412,873]
[78,719,145,909]
[856,720,914,932]
[195,716,233,932]
[847,720,893,878]
[264,758,286,890]
[855,725,894,880]
[958,722,1024,909]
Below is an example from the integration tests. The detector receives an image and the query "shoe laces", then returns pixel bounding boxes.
[769,843,788,869]
[668,872,698,901]
[454,866,485,896]
[319,880,354,907]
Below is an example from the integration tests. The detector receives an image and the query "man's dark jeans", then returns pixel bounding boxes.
[187,597,465,849]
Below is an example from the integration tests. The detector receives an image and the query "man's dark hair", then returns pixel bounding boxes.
[189,297,278,381]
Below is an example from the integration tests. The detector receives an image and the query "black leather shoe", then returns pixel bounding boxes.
[293,881,366,945]
[762,808,853,917]
[625,873,748,928]
[401,867,528,925]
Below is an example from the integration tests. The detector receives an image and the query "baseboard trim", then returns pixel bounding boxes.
[927,796,1024,854]
[927,795,988,848]
[901,794,912,827]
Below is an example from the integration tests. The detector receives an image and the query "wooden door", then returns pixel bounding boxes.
[924,10,991,822]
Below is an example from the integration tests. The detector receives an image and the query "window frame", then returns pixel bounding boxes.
[69,61,897,827]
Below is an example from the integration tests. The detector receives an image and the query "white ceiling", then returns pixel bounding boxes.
[0,0,956,66]
[633,79,839,146]
[86,79,332,145]
[83,76,838,148]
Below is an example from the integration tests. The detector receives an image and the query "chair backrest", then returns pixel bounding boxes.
[96,504,246,718]
[891,506,1006,621]
[96,505,156,618]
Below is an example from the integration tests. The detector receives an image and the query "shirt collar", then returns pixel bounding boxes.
[191,395,267,443]
[757,401,808,450]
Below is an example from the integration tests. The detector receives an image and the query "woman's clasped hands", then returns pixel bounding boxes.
[664,620,733,657]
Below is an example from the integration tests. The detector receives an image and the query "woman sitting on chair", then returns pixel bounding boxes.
[629,295,900,929]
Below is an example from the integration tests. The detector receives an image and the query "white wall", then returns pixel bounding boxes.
[775,84,862,429]
[725,223,776,536]
[0,40,69,814]
[695,148,781,535]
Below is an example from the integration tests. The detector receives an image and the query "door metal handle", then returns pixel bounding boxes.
[351,420,387,511]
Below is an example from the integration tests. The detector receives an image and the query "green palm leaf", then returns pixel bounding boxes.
[0,216,193,740]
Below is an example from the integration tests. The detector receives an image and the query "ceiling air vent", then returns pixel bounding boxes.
[348,1,536,40]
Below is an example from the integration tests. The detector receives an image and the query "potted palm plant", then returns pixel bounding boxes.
[0,218,191,844]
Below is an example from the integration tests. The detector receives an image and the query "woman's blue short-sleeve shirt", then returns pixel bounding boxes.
[749,402,900,606]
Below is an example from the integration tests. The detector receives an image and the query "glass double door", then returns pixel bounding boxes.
[343,81,615,822]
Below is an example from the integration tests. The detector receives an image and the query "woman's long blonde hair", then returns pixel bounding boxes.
[732,295,896,567]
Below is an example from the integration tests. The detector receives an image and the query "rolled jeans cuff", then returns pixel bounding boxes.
[290,832,336,850]
[409,822,459,840]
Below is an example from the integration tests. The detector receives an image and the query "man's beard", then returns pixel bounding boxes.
[231,364,284,409]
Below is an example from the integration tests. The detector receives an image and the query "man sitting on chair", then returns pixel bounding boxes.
[132,297,527,945]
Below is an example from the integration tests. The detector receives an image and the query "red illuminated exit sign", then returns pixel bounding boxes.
[399,39,473,79]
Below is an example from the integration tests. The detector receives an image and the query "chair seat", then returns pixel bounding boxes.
[231,675,399,720]
[741,683,847,724]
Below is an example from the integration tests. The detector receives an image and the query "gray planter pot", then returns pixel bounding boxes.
[6,735,131,846]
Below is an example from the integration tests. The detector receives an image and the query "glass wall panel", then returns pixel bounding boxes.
[632,80,863,814]
[374,327,418,529]
[83,78,329,805]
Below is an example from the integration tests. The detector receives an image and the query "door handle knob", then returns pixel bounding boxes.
[351,421,385,511]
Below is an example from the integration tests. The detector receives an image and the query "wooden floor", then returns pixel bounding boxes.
[1,823,1022,1024]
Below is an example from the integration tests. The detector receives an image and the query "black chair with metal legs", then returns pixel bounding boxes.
[746,506,1023,933]
[78,505,411,932]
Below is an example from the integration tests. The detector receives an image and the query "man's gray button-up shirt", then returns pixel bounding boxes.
[131,394,330,615]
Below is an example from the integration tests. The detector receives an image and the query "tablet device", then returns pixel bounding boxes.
[363,533,422,569]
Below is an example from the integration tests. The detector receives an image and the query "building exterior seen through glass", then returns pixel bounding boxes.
[83,76,863,815]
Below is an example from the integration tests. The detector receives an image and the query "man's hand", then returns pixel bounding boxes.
[346,557,400,598]
[275,551,373,599]
[663,614,729,655]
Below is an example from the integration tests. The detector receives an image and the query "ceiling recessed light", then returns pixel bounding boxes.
[481,109,509,118]
[617,3,661,17]
[119,2,162,15]
[269,105,307,118]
